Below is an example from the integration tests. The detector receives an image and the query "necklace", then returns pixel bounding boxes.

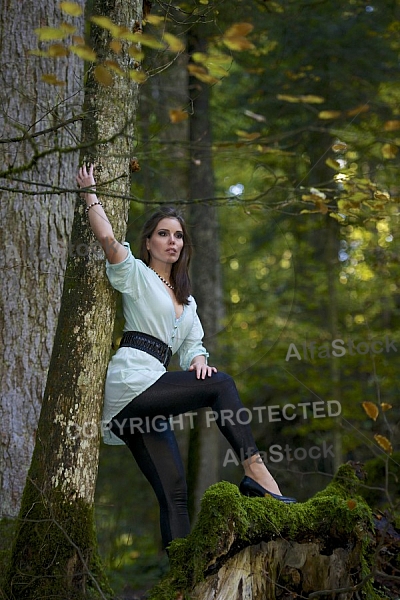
[151,268,174,290]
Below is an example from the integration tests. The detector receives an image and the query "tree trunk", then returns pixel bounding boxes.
[187,29,224,519]
[0,0,84,519]
[191,540,363,600]
[4,0,142,597]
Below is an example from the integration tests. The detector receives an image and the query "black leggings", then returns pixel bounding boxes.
[109,370,259,548]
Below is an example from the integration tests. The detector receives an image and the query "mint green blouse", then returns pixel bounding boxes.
[102,243,209,445]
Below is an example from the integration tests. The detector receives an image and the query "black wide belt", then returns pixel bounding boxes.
[119,331,172,368]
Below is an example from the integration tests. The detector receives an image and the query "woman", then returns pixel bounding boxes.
[76,164,296,550]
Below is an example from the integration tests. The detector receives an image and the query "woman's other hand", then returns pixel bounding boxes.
[189,359,218,380]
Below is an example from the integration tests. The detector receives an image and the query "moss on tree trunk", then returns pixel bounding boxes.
[4,0,142,596]
[148,464,399,600]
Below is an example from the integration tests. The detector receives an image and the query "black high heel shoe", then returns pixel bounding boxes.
[239,476,297,504]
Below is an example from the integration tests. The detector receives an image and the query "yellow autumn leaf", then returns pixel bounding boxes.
[193,52,230,67]
[384,120,400,131]
[235,130,261,141]
[277,94,324,104]
[28,49,49,57]
[69,45,97,61]
[169,109,188,124]
[374,190,390,201]
[41,73,66,86]
[332,142,348,153]
[128,69,147,83]
[72,35,85,45]
[115,26,132,38]
[224,22,254,37]
[59,1,83,16]
[34,27,68,41]
[380,403,392,411]
[120,30,160,45]
[277,94,301,103]
[144,14,165,25]
[48,44,69,57]
[329,212,347,223]
[210,65,230,78]
[325,158,341,171]
[192,52,208,64]
[104,60,124,76]
[299,95,325,104]
[59,22,77,34]
[318,110,342,119]
[187,64,219,85]
[303,196,329,213]
[346,104,369,117]
[362,401,379,421]
[110,40,122,54]
[222,22,254,51]
[128,46,144,60]
[374,434,393,454]
[90,16,120,36]
[381,143,398,159]
[94,65,113,86]
[163,33,185,53]
[223,36,254,51]
[137,34,165,49]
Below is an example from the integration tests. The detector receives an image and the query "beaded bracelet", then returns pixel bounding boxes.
[85,201,103,214]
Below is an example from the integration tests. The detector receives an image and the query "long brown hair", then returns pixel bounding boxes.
[139,206,192,305]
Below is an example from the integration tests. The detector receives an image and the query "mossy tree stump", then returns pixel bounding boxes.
[148,464,399,600]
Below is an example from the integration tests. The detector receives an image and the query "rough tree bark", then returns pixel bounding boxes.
[187,26,224,519]
[0,0,84,519]
[4,0,142,597]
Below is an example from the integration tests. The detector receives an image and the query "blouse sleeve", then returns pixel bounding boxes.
[178,300,209,371]
[105,242,142,300]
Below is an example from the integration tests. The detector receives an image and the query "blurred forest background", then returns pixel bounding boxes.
[95,0,400,595]
[1,0,399,598]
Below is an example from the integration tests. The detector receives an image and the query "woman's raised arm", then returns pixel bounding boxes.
[76,164,127,264]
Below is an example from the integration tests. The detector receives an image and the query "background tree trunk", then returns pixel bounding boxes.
[0,0,84,519]
[4,0,142,597]
[187,28,224,519]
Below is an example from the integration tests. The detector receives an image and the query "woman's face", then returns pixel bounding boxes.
[146,217,184,267]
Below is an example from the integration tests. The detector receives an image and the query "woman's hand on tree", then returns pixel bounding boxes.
[76,164,96,196]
